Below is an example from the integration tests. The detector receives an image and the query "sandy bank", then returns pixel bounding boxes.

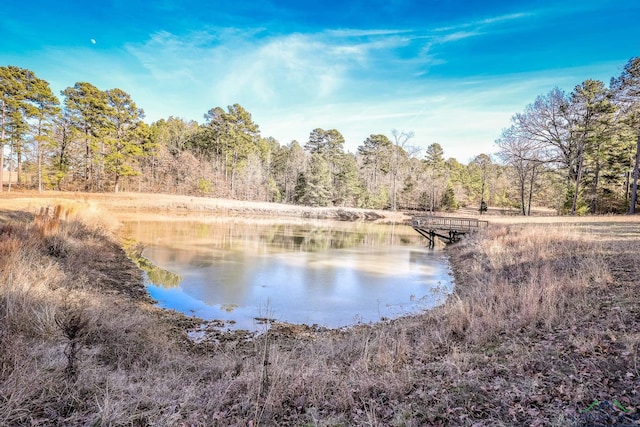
[0,190,410,223]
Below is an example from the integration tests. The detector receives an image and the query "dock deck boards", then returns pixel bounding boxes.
[411,216,488,247]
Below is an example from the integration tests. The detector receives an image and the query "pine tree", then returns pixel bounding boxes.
[0,66,26,191]
[62,82,110,190]
[334,153,363,207]
[300,153,332,206]
[25,73,60,191]
[104,88,147,192]
[357,134,392,198]
[441,181,459,211]
[611,57,640,213]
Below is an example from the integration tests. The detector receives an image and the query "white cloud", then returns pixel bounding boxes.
[254,62,623,162]
[124,27,421,110]
[433,11,532,33]
[477,12,532,26]
[434,31,481,43]
[325,29,413,37]
[100,23,627,163]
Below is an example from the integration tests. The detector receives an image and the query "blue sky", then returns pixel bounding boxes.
[2,0,638,162]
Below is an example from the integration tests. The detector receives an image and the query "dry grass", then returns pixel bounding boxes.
[0,189,405,223]
[1,201,639,425]
[441,224,612,342]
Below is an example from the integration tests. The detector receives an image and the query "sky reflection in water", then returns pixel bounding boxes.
[123,219,454,330]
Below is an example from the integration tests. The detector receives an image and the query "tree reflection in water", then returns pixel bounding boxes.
[122,218,454,330]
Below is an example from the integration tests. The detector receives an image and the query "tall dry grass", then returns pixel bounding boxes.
[440,224,612,344]
[1,209,635,426]
[0,205,180,425]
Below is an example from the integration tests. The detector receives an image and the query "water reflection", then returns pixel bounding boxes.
[122,219,454,330]
[129,250,182,288]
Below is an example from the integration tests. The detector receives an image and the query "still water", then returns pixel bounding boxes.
[122,218,454,330]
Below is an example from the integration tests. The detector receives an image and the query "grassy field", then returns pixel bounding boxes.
[0,191,639,425]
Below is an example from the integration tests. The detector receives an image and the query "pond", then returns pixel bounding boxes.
[122,217,454,330]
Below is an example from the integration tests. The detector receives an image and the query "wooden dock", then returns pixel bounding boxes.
[412,216,488,247]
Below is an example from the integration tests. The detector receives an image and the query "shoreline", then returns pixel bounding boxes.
[0,189,410,223]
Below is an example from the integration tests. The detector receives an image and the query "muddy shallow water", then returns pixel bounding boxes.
[122,218,454,330]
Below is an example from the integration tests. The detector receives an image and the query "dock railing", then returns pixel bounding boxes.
[411,216,488,247]
[411,216,488,232]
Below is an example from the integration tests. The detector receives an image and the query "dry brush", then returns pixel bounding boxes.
[0,207,638,426]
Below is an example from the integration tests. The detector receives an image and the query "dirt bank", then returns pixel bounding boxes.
[0,190,408,223]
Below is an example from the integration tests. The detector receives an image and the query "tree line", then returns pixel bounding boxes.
[1,57,639,214]
[496,57,640,215]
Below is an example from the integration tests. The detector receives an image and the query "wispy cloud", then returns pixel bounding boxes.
[32,2,628,162]
[433,12,532,33]
[5,0,639,166]
[117,20,595,159]
[255,60,624,161]
[478,12,532,26]
[325,29,413,37]
[434,30,482,43]
[123,6,545,120]
[125,26,434,109]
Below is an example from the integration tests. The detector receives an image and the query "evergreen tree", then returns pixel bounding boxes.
[441,181,459,211]
[357,134,391,186]
[0,66,27,190]
[611,57,640,213]
[305,128,344,160]
[196,103,260,196]
[567,79,616,214]
[293,172,307,205]
[272,140,307,203]
[25,73,60,191]
[304,128,345,203]
[0,67,54,188]
[104,88,147,192]
[424,142,445,172]
[62,82,110,190]
[334,153,363,207]
[423,143,447,211]
[51,111,72,189]
[300,153,332,206]
[145,117,199,192]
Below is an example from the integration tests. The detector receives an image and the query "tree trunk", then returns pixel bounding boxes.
[590,155,601,214]
[392,171,397,211]
[37,144,43,192]
[629,127,640,214]
[624,168,631,205]
[7,143,13,192]
[84,135,91,190]
[99,141,105,192]
[0,102,5,192]
[231,151,237,197]
[520,170,526,216]
[571,145,585,215]
[37,119,43,192]
[391,145,398,211]
[527,163,537,216]
[16,145,22,186]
